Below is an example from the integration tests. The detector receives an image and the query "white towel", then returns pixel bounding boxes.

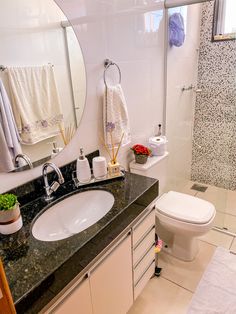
[7,65,63,145]
[103,84,131,147]
[0,79,22,171]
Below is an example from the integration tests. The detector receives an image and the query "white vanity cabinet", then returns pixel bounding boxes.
[45,234,133,314]
[90,234,133,314]
[44,206,156,314]
[51,278,93,314]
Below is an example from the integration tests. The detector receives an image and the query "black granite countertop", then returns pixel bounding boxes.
[0,171,158,313]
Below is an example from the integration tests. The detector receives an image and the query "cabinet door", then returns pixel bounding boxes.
[90,234,133,314]
[51,278,93,314]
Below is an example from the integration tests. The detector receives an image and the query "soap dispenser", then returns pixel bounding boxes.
[76,148,91,183]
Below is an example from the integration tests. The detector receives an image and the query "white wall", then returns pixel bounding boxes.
[165,3,202,192]
[0,0,165,193]
[0,0,77,163]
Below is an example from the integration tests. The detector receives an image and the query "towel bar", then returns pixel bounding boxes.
[0,64,54,72]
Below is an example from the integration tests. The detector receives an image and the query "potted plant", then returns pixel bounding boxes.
[131,144,151,164]
[0,194,22,234]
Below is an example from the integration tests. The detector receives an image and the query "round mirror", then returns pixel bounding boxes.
[0,0,86,173]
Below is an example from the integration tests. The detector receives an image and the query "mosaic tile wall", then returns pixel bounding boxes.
[191,2,236,190]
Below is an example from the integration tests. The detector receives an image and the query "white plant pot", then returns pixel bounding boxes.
[0,203,23,235]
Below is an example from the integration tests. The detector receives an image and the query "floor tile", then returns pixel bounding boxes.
[230,238,236,253]
[195,185,228,212]
[213,211,225,229]
[158,241,216,292]
[164,180,197,196]
[223,214,236,234]
[226,190,236,216]
[199,229,233,249]
[128,277,193,314]
[178,181,199,196]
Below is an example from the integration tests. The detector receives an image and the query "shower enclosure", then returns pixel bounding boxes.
[164,0,236,235]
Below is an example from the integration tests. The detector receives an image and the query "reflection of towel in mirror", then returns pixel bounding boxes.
[103,84,131,147]
[0,80,22,171]
[0,123,15,172]
[7,65,63,145]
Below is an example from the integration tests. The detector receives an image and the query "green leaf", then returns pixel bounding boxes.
[0,194,18,211]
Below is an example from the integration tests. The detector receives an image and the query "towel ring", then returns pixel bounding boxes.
[103,59,121,87]
[0,65,6,71]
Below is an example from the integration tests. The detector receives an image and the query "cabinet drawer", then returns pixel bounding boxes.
[133,228,155,266]
[90,235,133,314]
[134,261,155,300]
[48,278,93,314]
[133,210,155,247]
[134,244,155,285]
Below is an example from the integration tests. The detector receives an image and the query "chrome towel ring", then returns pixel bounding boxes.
[103,58,121,87]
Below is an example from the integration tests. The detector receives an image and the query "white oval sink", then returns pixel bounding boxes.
[32,190,114,242]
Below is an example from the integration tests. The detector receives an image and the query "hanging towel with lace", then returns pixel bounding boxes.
[103,84,131,147]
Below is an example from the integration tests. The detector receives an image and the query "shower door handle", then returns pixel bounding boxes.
[194,88,202,93]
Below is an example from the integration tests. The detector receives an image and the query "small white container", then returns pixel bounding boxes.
[93,157,107,179]
[76,148,91,183]
[149,136,167,156]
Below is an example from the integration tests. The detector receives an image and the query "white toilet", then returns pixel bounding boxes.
[130,154,216,261]
[155,191,215,261]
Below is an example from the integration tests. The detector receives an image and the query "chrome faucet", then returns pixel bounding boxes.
[15,153,33,169]
[42,162,65,201]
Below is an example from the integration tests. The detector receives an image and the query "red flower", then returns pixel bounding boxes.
[131,144,151,156]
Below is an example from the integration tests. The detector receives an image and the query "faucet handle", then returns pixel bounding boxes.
[50,181,60,193]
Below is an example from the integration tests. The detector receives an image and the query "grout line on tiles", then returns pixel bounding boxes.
[229,237,235,251]
[215,210,236,218]
[160,276,194,294]
[198,238,217,247]
[213,227,236,237]
[198,239,217,248]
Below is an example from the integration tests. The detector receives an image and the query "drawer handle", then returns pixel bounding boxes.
[134,243,155,269]
[134,242,155,268]
[134,225,155,250]
[134,260,155,287]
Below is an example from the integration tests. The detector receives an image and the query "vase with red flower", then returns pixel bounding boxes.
[131,144,151,164]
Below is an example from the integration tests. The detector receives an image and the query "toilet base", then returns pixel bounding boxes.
[163,235,199,262]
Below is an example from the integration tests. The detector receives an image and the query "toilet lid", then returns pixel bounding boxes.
[156,191,215,224]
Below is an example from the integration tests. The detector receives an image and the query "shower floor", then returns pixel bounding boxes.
[165,180,236,235]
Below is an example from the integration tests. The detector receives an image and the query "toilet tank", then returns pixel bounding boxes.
[129,152,169,196]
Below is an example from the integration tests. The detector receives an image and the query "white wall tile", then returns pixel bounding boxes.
[0,0,165,192]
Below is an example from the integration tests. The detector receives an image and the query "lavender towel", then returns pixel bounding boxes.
[169,13,185,47]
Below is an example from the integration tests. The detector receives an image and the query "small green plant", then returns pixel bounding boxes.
[0,194,18,211]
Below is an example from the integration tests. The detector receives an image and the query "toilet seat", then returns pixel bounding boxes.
[156,191,215,224]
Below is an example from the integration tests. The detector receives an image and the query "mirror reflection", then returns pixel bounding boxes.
[0,0,86,173]
[213,0,236,41]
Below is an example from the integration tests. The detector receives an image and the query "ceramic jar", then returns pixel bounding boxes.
[0,203,23,234]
